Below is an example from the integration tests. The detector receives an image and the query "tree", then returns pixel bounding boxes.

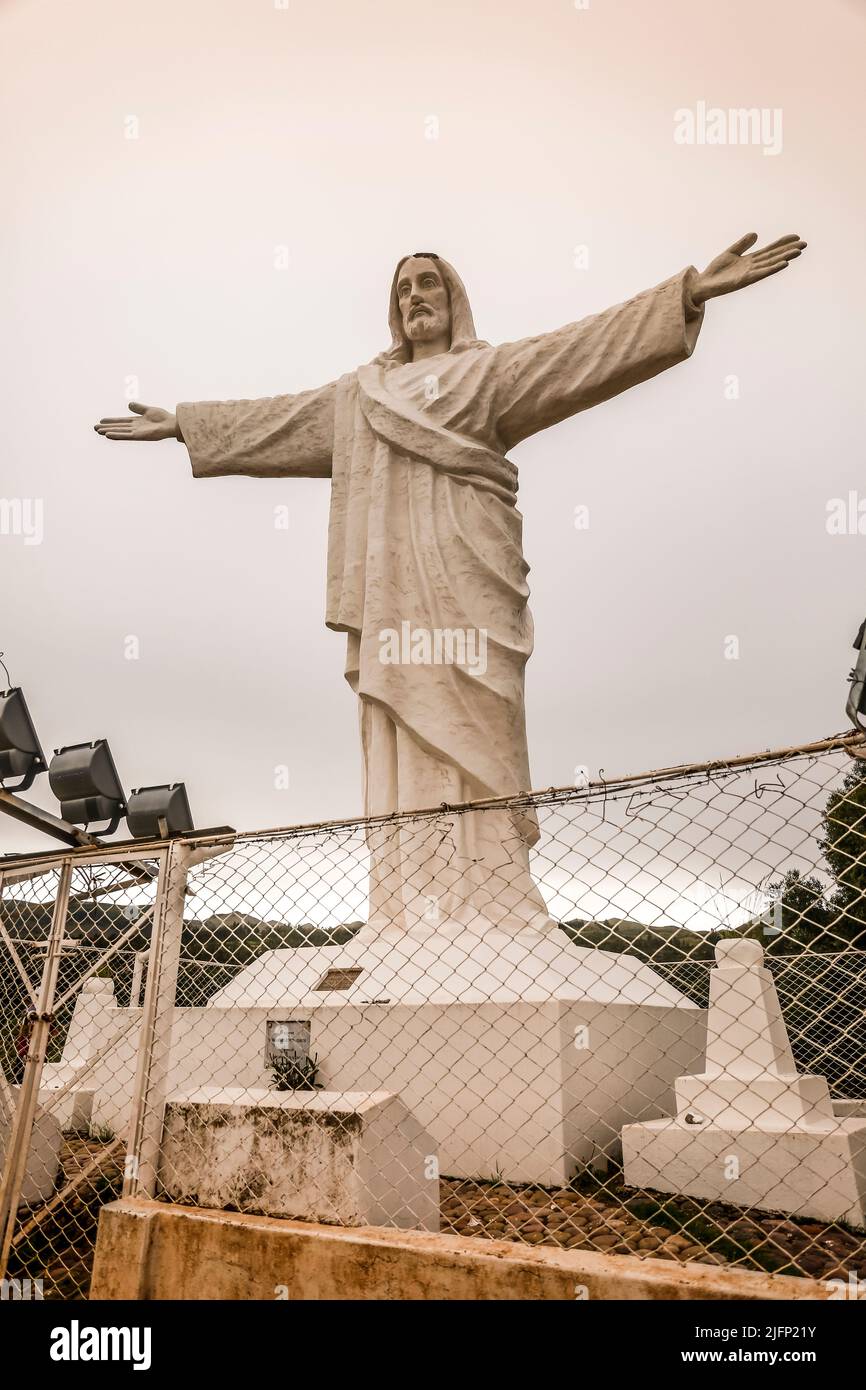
[760,868,836,954]
[819,759,866,947]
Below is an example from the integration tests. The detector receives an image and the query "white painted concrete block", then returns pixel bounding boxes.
[55,978,117,1067]
[622,938,866,1228]
[1,1094,62,1206]
[158,1087,440,1231]
[622,1115,866,1229]
[675,1071,834,1130]
[41,975,119,1133]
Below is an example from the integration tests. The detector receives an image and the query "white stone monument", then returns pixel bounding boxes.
[95,234,807,938]
[84,235,808,1197]
[622,938,866,1228]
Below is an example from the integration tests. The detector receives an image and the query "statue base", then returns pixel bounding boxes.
[209,922,693,1009]
[47,924,706,1188]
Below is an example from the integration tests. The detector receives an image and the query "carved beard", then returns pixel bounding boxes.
[404,307,448,341]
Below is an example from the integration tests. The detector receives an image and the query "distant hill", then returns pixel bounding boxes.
[0,901,363,1014]
[560,916,716,963]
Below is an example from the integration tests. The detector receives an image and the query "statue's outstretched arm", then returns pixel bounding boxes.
[492,231,805,450]
[94,381,337,479]
[491,269,704,450]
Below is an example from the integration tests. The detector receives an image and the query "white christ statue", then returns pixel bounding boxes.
[95,232,805,938]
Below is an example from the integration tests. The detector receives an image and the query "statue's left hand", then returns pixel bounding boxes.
[691,232,806,304]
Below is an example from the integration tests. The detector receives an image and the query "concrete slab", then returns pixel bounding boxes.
[159,1087,440,1230]
[91,1198,833,1301]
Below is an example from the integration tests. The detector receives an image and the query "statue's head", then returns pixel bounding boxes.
[382,253,483,364]
[395,254,451,350]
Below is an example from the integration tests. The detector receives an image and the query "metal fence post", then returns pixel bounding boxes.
[129,949,149,1008]
[124,840,227,1199]
[0,873,21,1127]
[123,842,185,1199]
[0,857,73,1281]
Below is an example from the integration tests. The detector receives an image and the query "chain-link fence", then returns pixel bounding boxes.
[3,733,866,1298]
[0,852,163,1299]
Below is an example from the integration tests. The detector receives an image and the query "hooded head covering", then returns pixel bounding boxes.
[375,252,488,365]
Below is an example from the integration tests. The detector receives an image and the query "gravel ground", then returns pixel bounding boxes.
[440,1175,866,1282]
[9,1136,123,1300]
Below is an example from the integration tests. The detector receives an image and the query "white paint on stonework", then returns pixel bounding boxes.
[622,939,866,1228]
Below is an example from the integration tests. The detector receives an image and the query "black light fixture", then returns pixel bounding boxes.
[847,618,866,733]
[126,783,194,839]
[0,687,47,792]
[48,740,127,834]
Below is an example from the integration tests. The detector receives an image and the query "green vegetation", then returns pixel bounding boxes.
[270,1052,321,1091]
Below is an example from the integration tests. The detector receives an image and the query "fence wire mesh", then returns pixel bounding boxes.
[3,735,866,1297]
[0,856,161,1299]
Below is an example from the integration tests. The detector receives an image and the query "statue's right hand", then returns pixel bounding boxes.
[93,402,179,441]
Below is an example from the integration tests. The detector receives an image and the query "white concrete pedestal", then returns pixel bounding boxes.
[46,926,707,1188]
[158,1086,440,1231]
[1,1091,62,1206]
[622,1114,866,1228]
[41,975,114,1133]
[622,938,866,1228]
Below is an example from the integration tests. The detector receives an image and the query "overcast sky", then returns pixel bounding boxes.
[1,0,865,862]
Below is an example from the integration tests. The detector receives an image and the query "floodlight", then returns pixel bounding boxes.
[0,688,47,792]
[847,619,866,733]
[126,783,193,839]
[48,740,126,834]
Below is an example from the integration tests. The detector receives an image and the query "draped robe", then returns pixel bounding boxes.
[177,266,704,936]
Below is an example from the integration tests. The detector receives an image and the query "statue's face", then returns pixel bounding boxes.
[396,257,451,346]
